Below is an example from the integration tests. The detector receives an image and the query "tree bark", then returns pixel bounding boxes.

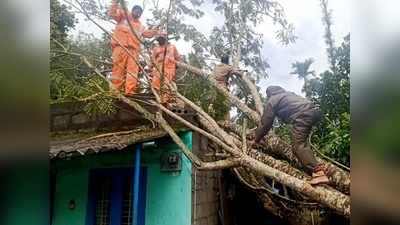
[238,154,350,217]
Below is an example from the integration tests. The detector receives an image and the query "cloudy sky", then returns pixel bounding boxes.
[69,0,350,95]
[258,0,349,94]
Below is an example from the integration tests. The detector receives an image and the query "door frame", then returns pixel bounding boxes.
[85,167,147,225]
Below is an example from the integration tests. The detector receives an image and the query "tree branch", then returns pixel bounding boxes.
[197,158,241,171]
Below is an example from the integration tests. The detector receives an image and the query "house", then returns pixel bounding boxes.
[49,100,221,225]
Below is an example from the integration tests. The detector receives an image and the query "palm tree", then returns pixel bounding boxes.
[291,58,316,97]
[290,58,316,81]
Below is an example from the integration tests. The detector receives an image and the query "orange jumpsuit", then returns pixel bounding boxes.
[151,43,181,103]
[108,1,158,95]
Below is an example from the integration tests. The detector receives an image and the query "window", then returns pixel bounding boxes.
[121,175,133,225]
[86,168,147,225]
[94,175,112,225]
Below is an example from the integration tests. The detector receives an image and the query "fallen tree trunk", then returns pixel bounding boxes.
[190,113,351,216]
[262,135,350,194]
[238,153,350,217]
[220,121,350,194]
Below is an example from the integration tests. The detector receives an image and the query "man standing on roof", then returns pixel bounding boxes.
[250,85,330,185]
[150,32,181,105]
[108,0,158,95]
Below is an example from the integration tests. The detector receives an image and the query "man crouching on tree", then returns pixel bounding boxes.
[250,85,329,185]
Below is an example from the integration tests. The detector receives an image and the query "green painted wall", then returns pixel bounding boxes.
[53,167,89,225]
[52,131,192,225]
[145,136,192,225]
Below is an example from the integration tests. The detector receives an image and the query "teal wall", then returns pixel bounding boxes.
[52,132,192,225]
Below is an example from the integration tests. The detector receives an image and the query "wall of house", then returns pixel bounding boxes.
[192,170,220,225]
[51,132,192,225]
[50,101,152,132]
[191,133,220,225]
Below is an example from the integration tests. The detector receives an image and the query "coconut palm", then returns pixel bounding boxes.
[290,58,316,81]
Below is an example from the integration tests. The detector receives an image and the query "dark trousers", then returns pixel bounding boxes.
[291,109,322,174]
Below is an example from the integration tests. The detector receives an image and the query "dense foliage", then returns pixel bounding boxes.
[50,0,115,116]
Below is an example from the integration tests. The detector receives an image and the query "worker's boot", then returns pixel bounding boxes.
[309,164,330,185]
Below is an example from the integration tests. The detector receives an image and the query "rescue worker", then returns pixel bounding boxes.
[150,32,181,104]
[108,1,158,95]
[212,55,235,91]
[212,55,243,120]
[251,85,330,185]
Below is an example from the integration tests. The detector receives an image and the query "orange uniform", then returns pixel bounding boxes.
[151,43,181,103]
[108,1,158,95]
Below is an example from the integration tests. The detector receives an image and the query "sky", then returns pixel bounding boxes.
[68,0,350,96]
[255,0,350,94]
